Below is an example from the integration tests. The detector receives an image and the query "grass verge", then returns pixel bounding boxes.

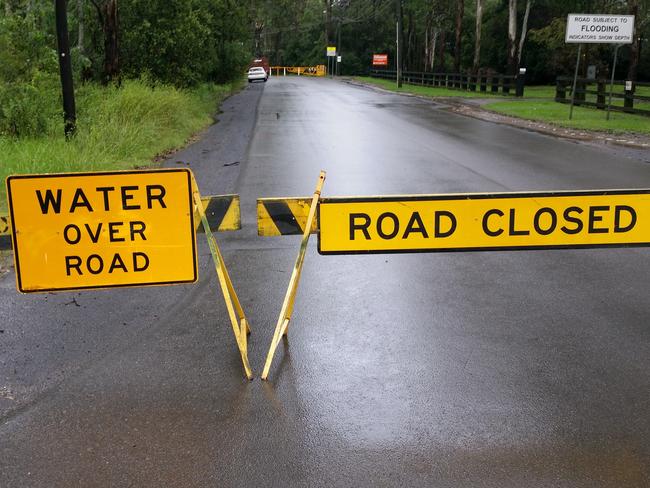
[354,76,556,99]
[0,79,242,212]
[356,76,650,134]
[484,100,650,134]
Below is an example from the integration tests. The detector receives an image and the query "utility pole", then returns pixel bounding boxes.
[396,0,403,88]
[55,0,76,138]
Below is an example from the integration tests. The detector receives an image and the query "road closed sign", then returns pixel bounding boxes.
[318,190,650,254]
[6,169,197,292]
[565,14,634,44]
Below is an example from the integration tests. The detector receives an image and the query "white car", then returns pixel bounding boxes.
[248,67,268,82]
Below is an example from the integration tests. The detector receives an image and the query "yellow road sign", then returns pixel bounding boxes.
[7,169,197,292]
[0,194,241,252]
[318,190,650,254]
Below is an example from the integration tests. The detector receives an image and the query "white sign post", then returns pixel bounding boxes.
[565,14,635,120]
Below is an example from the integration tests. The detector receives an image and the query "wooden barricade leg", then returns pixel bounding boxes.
[261,171,326,380]
[191,180,253,380]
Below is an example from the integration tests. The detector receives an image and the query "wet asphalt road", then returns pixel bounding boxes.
[1,77,649,487]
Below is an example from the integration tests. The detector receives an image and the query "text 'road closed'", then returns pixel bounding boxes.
[317,191,650,254]
[6,169,197,292]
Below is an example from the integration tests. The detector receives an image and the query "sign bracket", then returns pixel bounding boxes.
[191,179,253,380]
[261,171,326,380]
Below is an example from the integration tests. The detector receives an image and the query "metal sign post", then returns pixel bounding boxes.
[569,44,582,120]
[565,14,634,120]
[261,171,326,381]
[326,46,336,77]
[607,44,623,120]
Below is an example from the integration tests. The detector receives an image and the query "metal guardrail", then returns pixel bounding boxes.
[369,69,524,96]
[555,76,650,116]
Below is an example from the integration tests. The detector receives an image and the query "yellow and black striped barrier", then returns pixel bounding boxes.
[257,197,317,236]
[0,216,10,251]
[0,194,241,251]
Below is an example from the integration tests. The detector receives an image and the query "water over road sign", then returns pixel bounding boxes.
[318,190,650,254]
[6,168,197,292]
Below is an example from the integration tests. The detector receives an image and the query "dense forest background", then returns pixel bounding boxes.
[1,0,650,139]
[257,1,650,84]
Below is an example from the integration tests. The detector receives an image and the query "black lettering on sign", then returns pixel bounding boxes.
[434,211,457,238]
[87,254,104,274]
[376,213,399,239]
[130,221,147,241]
[561,207,584,235]
[63,224,82,245]
[508,208,530,236]
[108,253,128,273]
[402,212,428,238]
[533,208,557,236]
[589,206,609,234]
[614,205,636,233]
[146,185,167,209]
[96,187,115,211]
[65,256,83,276]
[349,213,371,240]
[70,188,94,213]
[36,189,62,214]
[85,223,103,243]
[133,252,150,272]
[121,186,141,210]
[108,222,125,242]
[482,209,504,237]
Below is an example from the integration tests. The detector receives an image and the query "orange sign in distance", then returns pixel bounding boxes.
[372,54,388,66]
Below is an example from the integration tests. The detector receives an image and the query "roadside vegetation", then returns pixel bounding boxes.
[0,81,240,212]
[0,2,251,213]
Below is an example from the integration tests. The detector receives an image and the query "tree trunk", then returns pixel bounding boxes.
[424,24,430,71]
[430,30,438,72]
[101,0,119,84]
[437,30,446,72]
[473,0,483,74]
[324,0,333,47]
[507,0,517,74]
[627,0,640,82]
[406,9,414,70]
[4,1,11,15]
[78,0,84,53]
[516,0,531,67]
[453,0,464,72]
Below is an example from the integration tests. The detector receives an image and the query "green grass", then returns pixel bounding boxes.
[484,100,650,134]
[0,79,241,212]
[354,76,556,99]
[520,85,556,98]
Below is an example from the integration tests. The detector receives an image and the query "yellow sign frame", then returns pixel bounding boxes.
[261,171,326,380]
